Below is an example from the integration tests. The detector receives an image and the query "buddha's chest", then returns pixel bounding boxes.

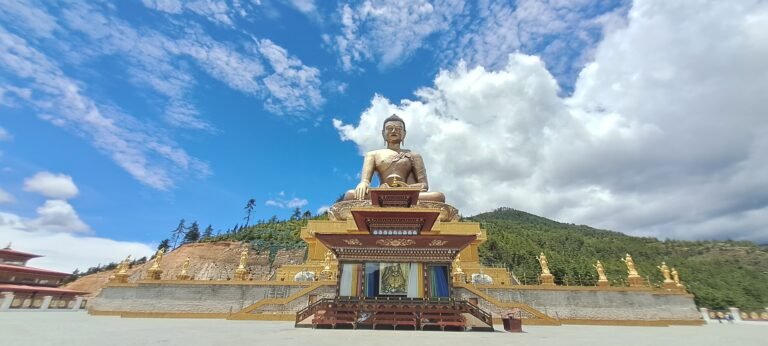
[374,151,413,173]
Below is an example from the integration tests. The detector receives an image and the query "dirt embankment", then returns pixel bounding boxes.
[62,241,306,296]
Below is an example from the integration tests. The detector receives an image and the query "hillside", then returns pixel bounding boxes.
[64,241,305,296]
[472,207,768,310]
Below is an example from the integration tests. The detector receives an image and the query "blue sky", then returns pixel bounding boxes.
[2,0,767,272]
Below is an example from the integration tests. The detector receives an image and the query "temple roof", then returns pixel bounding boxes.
[0,263,70,277]
[0,248,42,260]
[0,284,87,295]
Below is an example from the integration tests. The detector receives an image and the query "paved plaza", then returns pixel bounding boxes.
[1,312,764,346]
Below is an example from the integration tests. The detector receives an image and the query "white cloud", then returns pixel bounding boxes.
[265,196,309,209]
[256,38,324,114]
[0,217,154,273]
[0,26,209,190]
[331,0,466,71]
[334,0,768,243]
[0,198,89,233]
[23,172,79,199]
[0,188,13,203]
[27,200,90,233]
[142,0,235,26]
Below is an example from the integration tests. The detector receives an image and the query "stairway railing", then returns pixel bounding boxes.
[295,298,334,325]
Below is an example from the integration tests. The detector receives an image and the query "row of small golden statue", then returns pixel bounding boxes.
[109,247,223,283]
[535,252,685,289]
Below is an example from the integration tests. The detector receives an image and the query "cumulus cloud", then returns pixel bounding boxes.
[26,200,90,233]
[0,216,154,273]
[23,172,79,199]
[335,0,768,243]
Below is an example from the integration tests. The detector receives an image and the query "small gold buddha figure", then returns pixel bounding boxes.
[238,248,248,269]
[621,253,639,276]
[342,114,445,203]
[594,260,607,281]
[671,267,682,287]
[151,248,165,269]
[452,253,463,274]
[657,262,673,282]
[536,252,551,275]
[117,255,132,275]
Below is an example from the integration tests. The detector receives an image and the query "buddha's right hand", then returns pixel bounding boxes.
[354,182,369,200]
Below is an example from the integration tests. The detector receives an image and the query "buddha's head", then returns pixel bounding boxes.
[382,114,406,144]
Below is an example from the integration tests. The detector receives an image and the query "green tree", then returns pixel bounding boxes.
[157,239,170,251]
[243,198,256,227]
[184,221,200,244]
[202,224,214,240]
[291,207,302,220]
[170,219,186,249]
[302,210,312,219]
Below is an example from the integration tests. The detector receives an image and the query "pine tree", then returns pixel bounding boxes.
[302,210,312,219]
[184,221,201,244]
[170,219,186,249]
[202,225,214,240]
[243,198,256,227]
[158,239,170,251]
[291,207,301,220]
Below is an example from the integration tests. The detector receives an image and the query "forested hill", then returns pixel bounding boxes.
[472,207,768,310]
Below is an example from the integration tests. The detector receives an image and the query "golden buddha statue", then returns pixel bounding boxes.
[536,252,551,275]
[671,267,682,287]
[594,260,607,281]
[151,248,165,269]
[657,262,673,282]
[117,255,131,275]
[238,248,248,269]
[621,253,639,276]
[342,114,445,203]
[181,257,190,274]
[453,253,463,274]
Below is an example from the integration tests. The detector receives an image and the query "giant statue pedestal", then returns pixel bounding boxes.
[540,274,555,286]
[597,280,609,288]
[233,268,248,281]
[627,275,645,287]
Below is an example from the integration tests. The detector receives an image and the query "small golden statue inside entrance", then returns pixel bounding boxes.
[380,263,407,294]
[671,267,683,288]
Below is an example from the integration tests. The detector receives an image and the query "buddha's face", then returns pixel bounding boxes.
[382,120,405,143]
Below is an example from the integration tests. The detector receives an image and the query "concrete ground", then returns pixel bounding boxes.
[1,312,764,346]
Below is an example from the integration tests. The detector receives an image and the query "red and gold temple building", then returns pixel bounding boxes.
[0,243,87,310]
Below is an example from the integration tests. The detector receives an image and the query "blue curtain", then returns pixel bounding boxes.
[364,263,379,297]
[429,265,449,297]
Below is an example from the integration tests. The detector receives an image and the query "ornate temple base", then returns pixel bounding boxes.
[628,275,645,287]
[328,200,460,222]
[597,280,609,288]
[452,272,467,283]
[176,274,191,280]
[540,274,555,286]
